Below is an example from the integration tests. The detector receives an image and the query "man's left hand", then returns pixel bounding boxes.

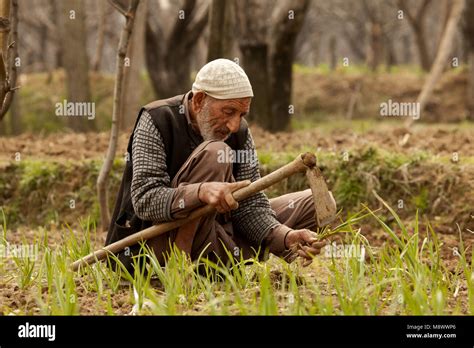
[285,229,327,262]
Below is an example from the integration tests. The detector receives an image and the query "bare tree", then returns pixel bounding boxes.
[269,0,309,131]
[207,0,234,61]
[401,34,411,64]
[398,0,433,71]
[235,0,309,132]
[363,0,383,71]
[0,0,19,123]
[414,0,465,124]
[145,0,209,98]
[92,0,107,71]
[121,0,147,130]
[362,0,401,71]
[51,0,61,68]
[97,0,140,232]
[316,1,368,63]
[294,1,322,66]
[328,35,336,70]
[58,0,94,132]
[383,32,398,70]
[463,0,474,120]
[235,0,271,127]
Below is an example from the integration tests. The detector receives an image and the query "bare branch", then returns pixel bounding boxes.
[108,0,128,17]
[416,0,432,19]
[97,0,141,231]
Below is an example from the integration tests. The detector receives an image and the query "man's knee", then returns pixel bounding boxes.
[200,141,233,173]
[301,188,316,213]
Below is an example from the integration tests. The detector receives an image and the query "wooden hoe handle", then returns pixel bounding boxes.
[71,153,317,271]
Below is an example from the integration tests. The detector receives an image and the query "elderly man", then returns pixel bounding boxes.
[106,59,329,272]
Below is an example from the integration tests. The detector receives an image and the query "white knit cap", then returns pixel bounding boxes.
[192,58,254,99]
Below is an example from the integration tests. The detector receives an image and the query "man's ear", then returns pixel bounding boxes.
[192,91,206,113]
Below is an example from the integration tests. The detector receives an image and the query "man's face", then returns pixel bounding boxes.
[195,95,251,141]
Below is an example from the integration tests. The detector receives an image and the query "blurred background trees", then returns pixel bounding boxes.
[0,0,471,134]
[58,0,94,132]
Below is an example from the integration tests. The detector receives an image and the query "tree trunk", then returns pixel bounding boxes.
[97,0,140,232]
[10,89,20,134]
[269,0,309,132]
[398,0,433,71]
[58,0,94,132]
[92,0,107,71]
[235,0,271,127]
[414,0,465,124]
[413,22,431,71]
[51,0,62,68]
[434,0,454,56]
[240,43,270,126]
[39,21,48,71]
[145,0,208,98]
[344,26,366,62]
[207,0,234,61]
[402,34,411,64]
[0,0,11,122]
[468,51,474,120]
[366,21,382,71]
[329,35,336,71]
[385,35,397,71]
[0,0,9,53]
[0,0,19,124]
[463,0,474,120]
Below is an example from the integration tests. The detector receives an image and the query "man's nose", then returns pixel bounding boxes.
[227,116,241,133]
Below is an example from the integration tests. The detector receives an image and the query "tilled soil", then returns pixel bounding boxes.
[1,123,472,163]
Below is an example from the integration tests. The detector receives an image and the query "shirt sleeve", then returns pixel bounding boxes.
[230,128,290,250]
[264,224,292,256]
[130,110,204,222]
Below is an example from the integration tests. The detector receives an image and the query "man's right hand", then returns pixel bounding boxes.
[198,180,251,213]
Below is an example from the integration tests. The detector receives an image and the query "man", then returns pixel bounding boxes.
[105,59,333,272]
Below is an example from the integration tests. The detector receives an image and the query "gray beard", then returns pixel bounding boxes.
[196,106,228,141]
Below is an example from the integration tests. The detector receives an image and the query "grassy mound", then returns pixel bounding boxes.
[262,146,473,232]
[1,146,472,234]
[0,159,123,228]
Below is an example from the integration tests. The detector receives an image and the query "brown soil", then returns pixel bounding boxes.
[0,131,130,162]
[252,123,474,157]
[1,122,473,164]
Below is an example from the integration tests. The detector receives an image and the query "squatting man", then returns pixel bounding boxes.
[106,59,337,272]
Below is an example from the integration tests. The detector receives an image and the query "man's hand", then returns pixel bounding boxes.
[198,180,251,213]
[285,229,327,263]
